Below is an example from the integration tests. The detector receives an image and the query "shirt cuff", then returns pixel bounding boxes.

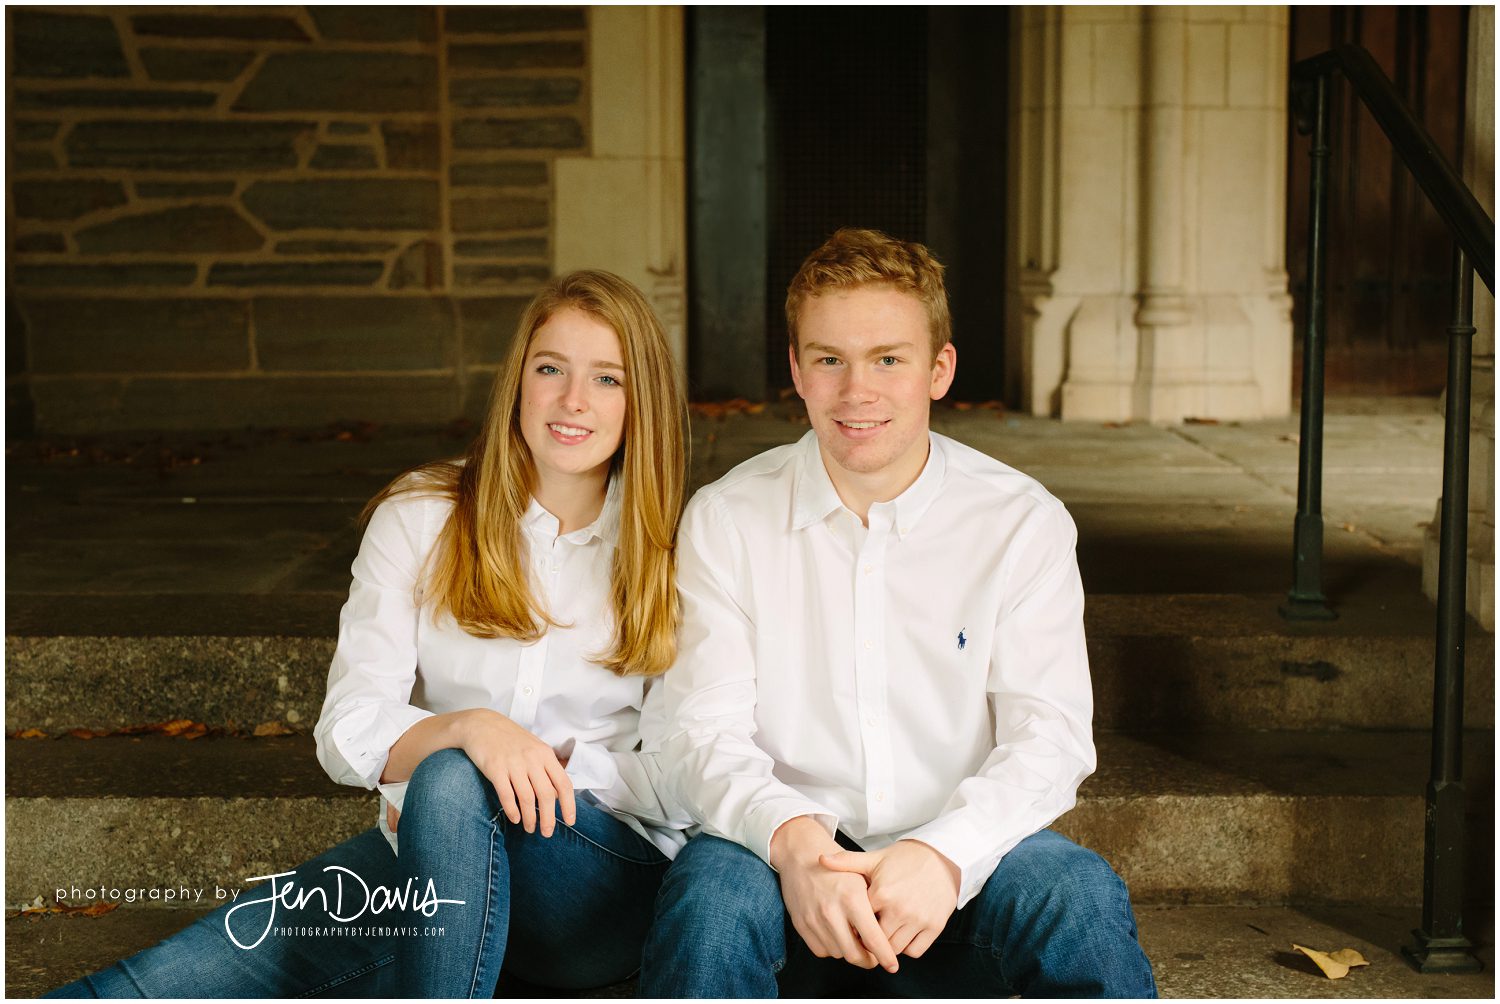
[327,702,436,789]
[745,798,839,872]
[899,812,1005,909]
[560,738,621,794]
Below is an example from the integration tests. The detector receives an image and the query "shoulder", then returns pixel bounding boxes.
[364,472,458,550]
[684,436,804,524]
[934,433,1074,538]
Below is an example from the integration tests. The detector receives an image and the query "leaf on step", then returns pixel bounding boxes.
[252,721,295,737]
[1292,943,1367,979]
[157,719,207,739]
[67,728,103,739]
[10,728,47,739]
[73,902,120,918]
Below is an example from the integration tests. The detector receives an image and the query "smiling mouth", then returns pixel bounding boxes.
[548,423,592,437]
[836,420,887,430]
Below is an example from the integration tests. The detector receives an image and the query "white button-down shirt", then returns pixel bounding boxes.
[314,478,686,858]
[651,431,1095,907]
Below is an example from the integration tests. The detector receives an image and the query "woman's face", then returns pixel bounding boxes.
[518,307,628,489]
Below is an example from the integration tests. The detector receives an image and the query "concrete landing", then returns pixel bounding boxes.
[6,903,1491,999]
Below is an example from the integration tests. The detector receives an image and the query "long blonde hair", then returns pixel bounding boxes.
[363,270,686,677]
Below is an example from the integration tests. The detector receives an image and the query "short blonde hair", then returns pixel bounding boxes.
[785,228,951,359]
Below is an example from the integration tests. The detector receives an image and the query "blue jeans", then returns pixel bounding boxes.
[640,829,1157,999]
[46,748,668,998]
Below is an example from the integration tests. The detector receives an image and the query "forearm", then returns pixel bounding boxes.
[379,709,479,784]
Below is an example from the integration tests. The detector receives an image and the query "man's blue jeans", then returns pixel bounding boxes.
[45,748,668,998]
[640,829,1158,998]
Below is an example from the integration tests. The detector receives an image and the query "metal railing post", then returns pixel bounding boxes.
[1282,72,1337,621]
[1402,251,1482,974]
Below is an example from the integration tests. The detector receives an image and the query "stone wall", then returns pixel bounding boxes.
[7,6,589,431]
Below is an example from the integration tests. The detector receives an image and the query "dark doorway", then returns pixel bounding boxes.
[1287,6,1469,396]
[688,7,1009,402]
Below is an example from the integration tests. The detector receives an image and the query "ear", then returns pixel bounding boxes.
[929,342,957,401]
[788,341,807,400]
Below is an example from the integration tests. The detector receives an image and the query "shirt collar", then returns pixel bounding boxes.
[792,430,947,539]
[523,474,621,545]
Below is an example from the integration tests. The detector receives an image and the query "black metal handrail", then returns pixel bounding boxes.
[1285,44,1491,974]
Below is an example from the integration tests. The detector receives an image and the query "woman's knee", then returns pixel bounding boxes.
[403,747,490,819]
[655,836,784,943]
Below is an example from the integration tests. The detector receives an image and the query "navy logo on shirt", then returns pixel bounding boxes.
[957,628,967,651]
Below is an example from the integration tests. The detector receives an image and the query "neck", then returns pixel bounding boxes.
[821,438,930,527]
[532,467,609,534]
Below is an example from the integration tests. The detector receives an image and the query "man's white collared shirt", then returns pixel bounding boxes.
[653,431,1095,907]
[314,479,686,858]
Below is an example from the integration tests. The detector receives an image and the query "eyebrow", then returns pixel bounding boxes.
[531,349,625,371]
[801,341,916,357]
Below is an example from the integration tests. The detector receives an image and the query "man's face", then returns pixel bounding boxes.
[789,285,956,483]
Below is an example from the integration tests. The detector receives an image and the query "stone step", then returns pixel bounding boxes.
[6,731,1492,913]
[8,899,1492,999]
[7,593,1492,732]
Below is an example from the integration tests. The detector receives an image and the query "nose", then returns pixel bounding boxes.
[560,375,589,413]
[840,364,877,404]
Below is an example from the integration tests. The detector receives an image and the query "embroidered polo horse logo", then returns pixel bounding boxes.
[957,628,967,651]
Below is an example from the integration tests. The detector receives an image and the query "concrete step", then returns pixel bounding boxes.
[7,593,1492,733]
[6,732,1492,912]
[8,901,1492,999]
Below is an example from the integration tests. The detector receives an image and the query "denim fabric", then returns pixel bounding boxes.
[640,829,1158,999]
[47,748,667,999]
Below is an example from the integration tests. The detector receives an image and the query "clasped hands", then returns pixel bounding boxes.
[769,816,960,974]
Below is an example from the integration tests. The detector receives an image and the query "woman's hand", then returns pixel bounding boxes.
[456,708,577,837]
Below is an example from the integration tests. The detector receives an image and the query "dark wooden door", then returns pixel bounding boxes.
[1288,6,1469,395]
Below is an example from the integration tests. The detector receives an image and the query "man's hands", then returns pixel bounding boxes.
[769,817,900,973]
[820,840,960,960]
[457,708,576,837]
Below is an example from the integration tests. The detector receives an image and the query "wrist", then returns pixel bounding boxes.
[770,815,835,872]
[902,839,961,895]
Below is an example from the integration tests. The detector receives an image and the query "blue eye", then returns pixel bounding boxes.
[878,356,899,366]
[817,356,841,366]
[595,374,622,387]
[536,364,561,375]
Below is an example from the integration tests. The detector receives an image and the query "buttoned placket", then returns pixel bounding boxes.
[852,503,898,831]
[508,521,560,728]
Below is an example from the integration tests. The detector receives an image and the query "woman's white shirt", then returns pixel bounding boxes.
[313,479,688,858]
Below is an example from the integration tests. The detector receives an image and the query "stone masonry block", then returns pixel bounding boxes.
[135,181,237,198]
[207,262,384,287]
[328,122,371,136]
[12,180,127,221]
[449,161,548,187]
[388,240,444,290]
[255,296,455,371]
[458,296,529,366]
[13,121,60,142]
[30,375,463,431]
[455,265,550,287]
[382,122,440,170]
[448,42,584,71]
[14,89,218,110]
[449,77,581,109]
[20,298,248,374]
[310,8,437,42]
[242,179,439,230]
[235,53,437,114]
[310,144,379,170]
[454,237,547,258]
[451,195,549,232]
[14,233,67,253]
[131,14,309,40]
[11,149,57,171]
[445,8,585,34]
[13,264,197,288]
[75,206,264,254]
[11,10,128,79]
[139,48,255,82]
[274,239,397,254]
[67,121,312,172]
[452,117,584,150]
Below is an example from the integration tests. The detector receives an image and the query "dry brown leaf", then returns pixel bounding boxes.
[67,728,102,740]
[252,721,295,737]
[10,728,47,739]
[953,401,974,411]
[1292,944,1367,979]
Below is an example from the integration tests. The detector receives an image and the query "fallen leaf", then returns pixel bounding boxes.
[1184,416,1220,425]
[953,401,974,411]
[252,721,295,737]
[67,728,102,740]
[10,728,47,739]
[1292,943,1367,979]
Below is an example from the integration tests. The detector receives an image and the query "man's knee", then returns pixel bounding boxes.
[985,831,1136,933]
[654,835,784,945]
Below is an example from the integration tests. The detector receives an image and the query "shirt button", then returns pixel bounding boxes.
[523,686,534,696]
[863,640,873,650]
[865,714,878,727]
[862,565,873,575]
[875,791,886,803]
[549,566,560,574]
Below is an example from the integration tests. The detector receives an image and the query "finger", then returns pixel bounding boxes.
[849,902,899,973]
[530,767,558,837]
[545,758,576,826]
[904,928,940,960]
[886,924,917,956]
[830,921,875,969]
[790,915,830,959]
[510,769,538,833]
[487,770,522,825]
[385,802,401,834]
[819,851,875,877]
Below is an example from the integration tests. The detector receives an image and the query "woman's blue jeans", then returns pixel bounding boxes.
[45,748,668,998]
[640,829,1158,998]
